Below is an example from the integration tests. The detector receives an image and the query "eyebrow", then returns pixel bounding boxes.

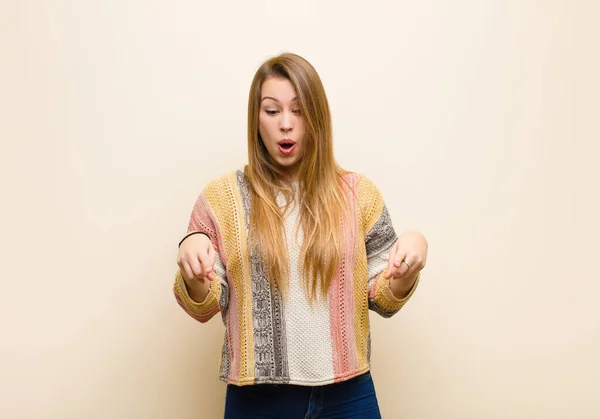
[260,96,298,103]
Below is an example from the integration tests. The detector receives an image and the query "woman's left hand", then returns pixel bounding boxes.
[384,232,428,281]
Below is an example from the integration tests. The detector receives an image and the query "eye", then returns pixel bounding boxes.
[265,109,278,116]
[292,109,302,115]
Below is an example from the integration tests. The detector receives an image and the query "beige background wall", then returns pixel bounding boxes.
[1,1,598,418]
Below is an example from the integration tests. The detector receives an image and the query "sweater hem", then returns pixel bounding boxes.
[220,365,372,387]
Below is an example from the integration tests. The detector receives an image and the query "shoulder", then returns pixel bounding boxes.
[191,171,245,232]
[346,172,386,232]
[202,170,244,196]
[342,172,383,204]
[196,170,245,213]
[355,173,380,196]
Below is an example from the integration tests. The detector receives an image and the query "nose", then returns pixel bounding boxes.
[279,112,293,133]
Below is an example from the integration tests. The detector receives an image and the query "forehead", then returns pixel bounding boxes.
[260,77,298,102]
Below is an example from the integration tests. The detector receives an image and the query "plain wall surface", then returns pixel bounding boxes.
[1,1,599,418]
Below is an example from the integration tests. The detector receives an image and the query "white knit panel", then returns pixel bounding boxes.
[278,191,335,384]
[367,250,391,286]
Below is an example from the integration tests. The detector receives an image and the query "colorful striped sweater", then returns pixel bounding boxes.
[173,170,419,386]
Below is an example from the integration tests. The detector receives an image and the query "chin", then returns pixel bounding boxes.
[273,158,297,170]
[277,161,296,170]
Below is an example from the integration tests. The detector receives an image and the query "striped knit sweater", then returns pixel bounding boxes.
[173,170,419,386]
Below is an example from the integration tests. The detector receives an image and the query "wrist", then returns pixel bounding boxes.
[184,277,210,303]
[389,272,418,299]
[179,231,210,248]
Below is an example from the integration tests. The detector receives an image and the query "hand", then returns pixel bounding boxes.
[384,232,428,280]
[176,233,216,285]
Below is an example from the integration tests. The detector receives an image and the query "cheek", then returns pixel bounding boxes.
[297,120,306,141]
[258,117,273,141]
[258,119,268,141]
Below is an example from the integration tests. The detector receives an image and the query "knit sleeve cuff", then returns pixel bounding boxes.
[173,269,222,323]
[369,273,420,318]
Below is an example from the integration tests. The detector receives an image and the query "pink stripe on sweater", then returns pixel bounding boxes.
[329,174,360,380]
[189,193,239,381]
[329,268,343,377]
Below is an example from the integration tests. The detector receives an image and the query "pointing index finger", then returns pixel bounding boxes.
[385,242,398,279]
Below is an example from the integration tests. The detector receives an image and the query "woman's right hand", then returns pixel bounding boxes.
[177,233,216,290]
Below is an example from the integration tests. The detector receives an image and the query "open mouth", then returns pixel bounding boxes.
[278,140,296,155]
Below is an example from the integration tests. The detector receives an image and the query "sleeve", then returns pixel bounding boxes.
[172,191,230,323]
[360,176,419,318]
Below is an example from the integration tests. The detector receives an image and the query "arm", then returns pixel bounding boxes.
[173,250,228,323]
[365,213,420,318]
[390,270,419,300]
[360,176,419,318]
[173,192,229,323]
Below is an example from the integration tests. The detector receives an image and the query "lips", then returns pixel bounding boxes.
[277,139,296,156]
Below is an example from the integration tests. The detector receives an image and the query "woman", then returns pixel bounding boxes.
[174,52,427,418]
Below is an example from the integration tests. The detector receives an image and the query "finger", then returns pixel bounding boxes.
[393,248,408,272]
[386,266,403,280]
[188,256,206,282]
[206,246,216,281]
[399,258,412,276]
[385,242,398,279]
[400,257,421,277]
[181,261,196,283]
[197,250,213,281]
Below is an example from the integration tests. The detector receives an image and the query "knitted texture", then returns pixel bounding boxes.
[173,170,420,386]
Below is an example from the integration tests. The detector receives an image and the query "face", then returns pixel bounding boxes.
[258,77,306,179]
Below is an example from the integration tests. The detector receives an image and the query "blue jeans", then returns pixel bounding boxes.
[224,371,382,419]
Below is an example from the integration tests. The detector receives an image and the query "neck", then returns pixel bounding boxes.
[281,165,300,182]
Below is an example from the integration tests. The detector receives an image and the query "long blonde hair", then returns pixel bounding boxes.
[245,52,348,301]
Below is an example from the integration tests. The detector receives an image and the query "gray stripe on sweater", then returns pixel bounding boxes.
[236,170,289,383]
[364,205,397,259]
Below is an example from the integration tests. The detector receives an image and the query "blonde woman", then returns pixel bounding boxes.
[174,53,428,418]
